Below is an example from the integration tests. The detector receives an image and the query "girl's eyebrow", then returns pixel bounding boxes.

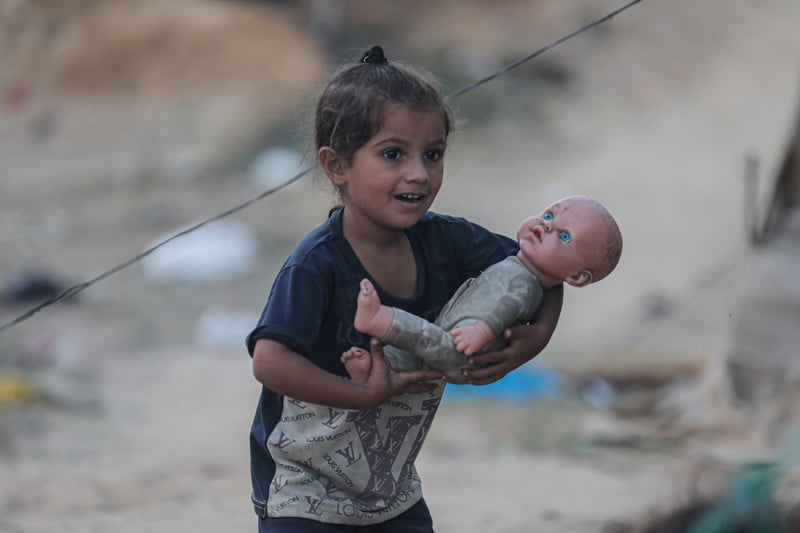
[372,136,448,148]
[372,136,408,147]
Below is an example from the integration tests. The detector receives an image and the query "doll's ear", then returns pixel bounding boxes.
[318,147,346,186]
[565,269,593,288]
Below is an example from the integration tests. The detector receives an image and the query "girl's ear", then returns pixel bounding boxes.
[318,147,346,186]
[565,269,593,288]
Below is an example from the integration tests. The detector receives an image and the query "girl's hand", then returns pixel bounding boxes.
[461,284,563,385]
[460,323,547,385]
[365,339,443,403]
[253,338,441,411]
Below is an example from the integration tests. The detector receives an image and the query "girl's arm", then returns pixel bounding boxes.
[460,283,563,385]
[252,338,443,410]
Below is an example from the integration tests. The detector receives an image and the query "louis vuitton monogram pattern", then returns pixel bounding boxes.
[265,386,444,524]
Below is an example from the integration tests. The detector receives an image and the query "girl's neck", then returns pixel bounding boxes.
[340,207,406,248]
[341,208,418,298]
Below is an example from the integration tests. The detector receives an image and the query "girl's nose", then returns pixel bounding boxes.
[406,158,430,183]
[540,219,553,232]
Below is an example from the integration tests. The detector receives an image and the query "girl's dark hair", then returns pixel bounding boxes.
[315,45,453,163]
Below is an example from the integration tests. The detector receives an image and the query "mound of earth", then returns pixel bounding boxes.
[1,0,322,97]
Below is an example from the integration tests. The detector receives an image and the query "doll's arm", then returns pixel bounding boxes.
[461,284,563,385]
[252,338,443,409]
[452,274,540,356]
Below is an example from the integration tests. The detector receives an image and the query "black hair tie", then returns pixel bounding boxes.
[361,45,388,64]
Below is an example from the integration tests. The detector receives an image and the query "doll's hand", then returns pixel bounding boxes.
[451,321,493,355]
[462,284,563,385]
[460,323,549,385]
[364,339,443,403]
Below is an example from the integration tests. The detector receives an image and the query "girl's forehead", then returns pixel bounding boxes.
[373,105,448,142]
[380,104,447,126]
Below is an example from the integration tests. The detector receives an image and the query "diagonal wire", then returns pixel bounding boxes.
[0,0,645,334]
[0,169,309,333]
[445,0,644,101]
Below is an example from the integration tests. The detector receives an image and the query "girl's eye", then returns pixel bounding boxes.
[383,149,401,160]
[559,231,571,243]
[543,212,554,221]
[425,150,443,162]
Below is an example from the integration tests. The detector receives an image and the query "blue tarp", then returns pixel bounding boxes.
[442,364,566,403]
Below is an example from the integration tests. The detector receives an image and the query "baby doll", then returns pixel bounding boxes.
[343,195,623,384]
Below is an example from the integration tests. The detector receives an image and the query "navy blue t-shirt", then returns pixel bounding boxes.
[245,209,517,517]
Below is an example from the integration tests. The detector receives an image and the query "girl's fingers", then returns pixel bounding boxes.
[399,369,444,394]
[405,370,445,383]
[465,351,504,366]
[369,337,443,394]
[369,337,385,356]
[461,363,508,385]
[368,338,389,370]
[404,382,440,394]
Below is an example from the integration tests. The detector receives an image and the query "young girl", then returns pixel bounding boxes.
[246,45,564,532]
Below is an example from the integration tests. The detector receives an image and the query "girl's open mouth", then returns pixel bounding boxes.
[395,193,424,204]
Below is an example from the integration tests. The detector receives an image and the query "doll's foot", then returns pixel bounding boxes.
[354,279,393,339]
[341,346,371,384]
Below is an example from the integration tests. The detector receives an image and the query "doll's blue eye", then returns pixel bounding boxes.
[559,231,571,243]
[543,212,553,221]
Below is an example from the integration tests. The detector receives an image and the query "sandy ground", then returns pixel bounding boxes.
[2,1,800,532]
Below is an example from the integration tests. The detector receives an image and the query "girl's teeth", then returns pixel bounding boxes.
[397,194,421,201]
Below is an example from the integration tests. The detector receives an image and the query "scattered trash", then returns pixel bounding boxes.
[248,147,304,189]
[1,269,69,304]
[580,377,617,409]
[0,372,38,407]
[20,332,82,372]
[632,429,800,533]
[140,220,260,284]
[1,332,99,413]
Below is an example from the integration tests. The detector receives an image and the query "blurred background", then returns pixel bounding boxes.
[1,1,800,531]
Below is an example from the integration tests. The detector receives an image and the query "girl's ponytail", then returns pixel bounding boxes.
[360,45,388,65]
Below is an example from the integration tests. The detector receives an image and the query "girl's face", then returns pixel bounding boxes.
[330,104,448,234]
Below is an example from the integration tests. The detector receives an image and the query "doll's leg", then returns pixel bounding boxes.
[354,279,394,339]
[382,344,424,372]
[385,309,468,376]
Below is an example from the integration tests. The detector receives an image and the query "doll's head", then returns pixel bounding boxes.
[516,195,622,288]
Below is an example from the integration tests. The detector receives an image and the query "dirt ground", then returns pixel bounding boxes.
[2,1,800,532]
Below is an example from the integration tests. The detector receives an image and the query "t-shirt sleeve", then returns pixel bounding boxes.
[451,217,518,279]
[246,264,326,357]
